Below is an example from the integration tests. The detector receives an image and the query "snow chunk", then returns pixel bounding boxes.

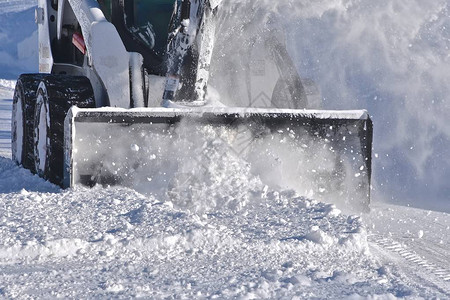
[418,230,424,239]
[305,226,337,246]
[323,204,341,217]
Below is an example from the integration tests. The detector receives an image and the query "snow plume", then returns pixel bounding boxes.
[211,0,450,209]
[287,0,450,207]
[242,127,370,213]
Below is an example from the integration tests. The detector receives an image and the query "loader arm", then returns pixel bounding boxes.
[67,0,130,108]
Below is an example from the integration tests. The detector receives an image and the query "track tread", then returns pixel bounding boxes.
[12,74,46,170]
[33,75,95,186]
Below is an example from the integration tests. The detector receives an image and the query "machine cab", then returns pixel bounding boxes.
[98,0,176,75]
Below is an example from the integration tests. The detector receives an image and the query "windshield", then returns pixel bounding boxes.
[124,0,175,56]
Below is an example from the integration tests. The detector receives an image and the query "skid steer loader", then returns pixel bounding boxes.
[11,0,373,209]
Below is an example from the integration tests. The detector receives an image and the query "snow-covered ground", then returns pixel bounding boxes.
[0,1,449,298]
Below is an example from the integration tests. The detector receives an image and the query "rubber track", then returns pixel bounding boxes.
[35,75,95,186]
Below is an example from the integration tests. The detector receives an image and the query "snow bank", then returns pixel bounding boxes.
[0,7,38,78]
[17,29,38,68]
[0,0,35,14]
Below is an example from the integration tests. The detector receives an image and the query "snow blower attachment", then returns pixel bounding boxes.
[12,0,373,210]
[65,107,372,209]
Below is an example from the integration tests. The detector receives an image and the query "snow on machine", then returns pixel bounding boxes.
[11,0,373,209]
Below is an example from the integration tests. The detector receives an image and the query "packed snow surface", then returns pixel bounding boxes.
[1,0,450,298]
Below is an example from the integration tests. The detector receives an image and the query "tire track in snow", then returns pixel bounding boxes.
[369,234,450,283]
